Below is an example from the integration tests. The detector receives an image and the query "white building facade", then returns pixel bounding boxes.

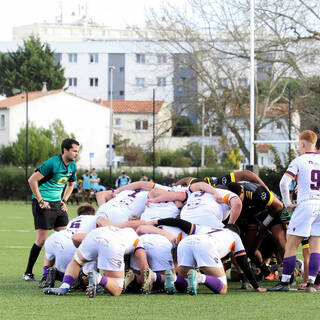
[0,90,110,169]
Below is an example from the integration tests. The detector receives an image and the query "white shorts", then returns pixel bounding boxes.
[287,201,320,237]
[177,235,223,269]
[45,232,76,272]
[180,211,224,229]
[130,234,174,271]
[79,230,125,271]
[96,206,130,224]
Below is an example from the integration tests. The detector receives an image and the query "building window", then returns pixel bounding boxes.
[89,53,99,63]
[0,114,5,129]
[115,118,121,127]
[136,54,145,64]
[89,78,99,87]
[157,77,166,87]
[68,78,77,87]
[135,120,148,130]
[68,53,77,63]
[136,78,145,87]
[157,54,167,64]
[239,78,248,88]
[54,53,62,65]
[119,90,124,96]
[304,56,315,64]
[177,77,186,92]
[221,78,228,86]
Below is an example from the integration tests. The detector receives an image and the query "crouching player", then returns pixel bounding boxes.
[43,225,153,297]
[157,219,266,295]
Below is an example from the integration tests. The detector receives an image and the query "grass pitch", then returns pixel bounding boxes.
[0,203,318,320]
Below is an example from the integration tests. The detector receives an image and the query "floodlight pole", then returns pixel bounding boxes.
[25,90,29,203]
[109,66,115,187]
[249,0,255,166]
[152,88,156,181]
[201,102,205,167]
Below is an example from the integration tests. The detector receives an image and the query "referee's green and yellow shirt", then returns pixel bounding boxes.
[32,155,77,202]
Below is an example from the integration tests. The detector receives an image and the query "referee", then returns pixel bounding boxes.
[22,138,80,281]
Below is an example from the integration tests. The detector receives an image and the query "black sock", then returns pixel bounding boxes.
[25,243,42,274]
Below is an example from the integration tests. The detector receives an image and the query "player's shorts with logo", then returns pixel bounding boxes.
[130,234,174,271]
[177,235,223,269]
[287,200,320,237]
[45,231,75,272]
[79,227,139,272]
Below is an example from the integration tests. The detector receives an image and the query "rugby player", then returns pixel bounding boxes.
[39,204,108,288]
[269,130,320,292]
[23,138,79,281]
[43,225,153,297]
[148,218,266,295]
[95,189,149,224]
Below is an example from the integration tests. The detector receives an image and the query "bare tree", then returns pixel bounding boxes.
[134,0,319,162]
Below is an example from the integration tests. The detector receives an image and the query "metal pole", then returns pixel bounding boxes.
[288,85,292,162]
[249,0,255,165]
[201,102,205,167]
[152,89,155,181]
[25,90,29,203]
[109,66,115,187]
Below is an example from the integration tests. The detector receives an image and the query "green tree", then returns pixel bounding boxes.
[0,120,75,168]
[11,124,52,167]
[113,133,131,156]
[0,36,65,96]
[42,119,76,156]
[172,116,198,137]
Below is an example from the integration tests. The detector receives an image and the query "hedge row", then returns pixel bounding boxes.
[0,166,284,200]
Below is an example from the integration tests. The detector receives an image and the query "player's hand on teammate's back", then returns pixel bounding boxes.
[146,220,158,226]
[214,194,224,204]
[287,204,298,214]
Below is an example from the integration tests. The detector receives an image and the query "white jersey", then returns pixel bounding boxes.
[91,225,141,254]
[153,183,188,192]
[96,189,148,221]
[64,215,98,238]
[141,201,180,221]
[180,188,238,227]
[286,153,320,204]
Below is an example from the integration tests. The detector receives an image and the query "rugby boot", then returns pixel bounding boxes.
[267,282,290,292]
[306,283,317,293]
[164,270,176,294]
[86,270,100,298]
[141,268,153,294]
[22,273,37,281]
[43,287,69,295]
[123,269,135,293]
[187,269,199,296]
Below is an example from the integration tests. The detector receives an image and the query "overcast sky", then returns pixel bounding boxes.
[0,0,181,41]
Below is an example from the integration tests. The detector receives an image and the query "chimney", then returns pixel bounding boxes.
[42,82,48,95]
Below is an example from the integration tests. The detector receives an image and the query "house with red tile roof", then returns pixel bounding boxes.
[0,90,111,169]
[103,100,172,150]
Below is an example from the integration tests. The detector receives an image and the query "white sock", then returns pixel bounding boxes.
[60,283,71,289]
[96,273,102,283]
[281,274,291,283]
[152,271,157,282]
[198,274,206,284]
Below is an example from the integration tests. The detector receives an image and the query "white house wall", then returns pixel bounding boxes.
[6,92,110,169]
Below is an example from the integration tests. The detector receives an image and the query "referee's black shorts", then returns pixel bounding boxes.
[32,199,69,230]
